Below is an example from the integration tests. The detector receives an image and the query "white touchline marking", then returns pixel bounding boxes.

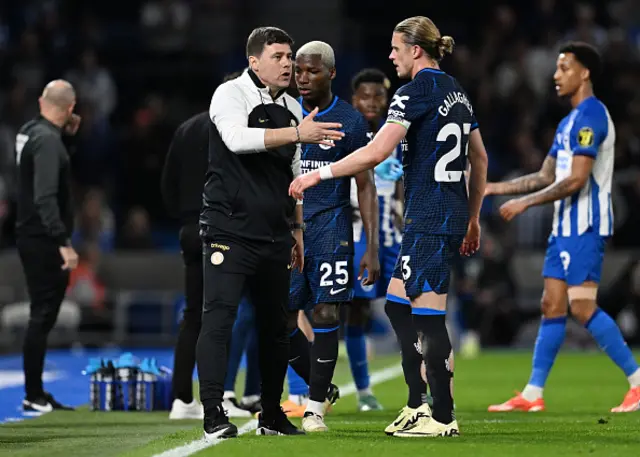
[150,420,259,457]
[151,364,403,457]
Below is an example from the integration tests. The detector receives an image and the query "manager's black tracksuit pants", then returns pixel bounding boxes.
[171,223,203,403]
[196,228,291,417]
[16,235,69,401]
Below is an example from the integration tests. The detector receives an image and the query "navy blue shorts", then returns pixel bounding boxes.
[392,232,463,298]
[289,254,353,310]
[353,233,400,299]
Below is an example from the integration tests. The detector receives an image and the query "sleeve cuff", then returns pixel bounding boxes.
[387,119,410,129]
[56,235,70,246]
[572,148,597,158]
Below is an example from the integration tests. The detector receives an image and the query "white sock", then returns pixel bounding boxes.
[242,395,260,404]
[305,400,324,416]
[357,388,373,398]
[289,394,307,405]
[521,384,543,401]
[223,391,236,400]
[627,368,640,387]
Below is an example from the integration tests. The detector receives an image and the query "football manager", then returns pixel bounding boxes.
[197,26,345,439]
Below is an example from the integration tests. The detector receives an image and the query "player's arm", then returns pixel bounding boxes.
[393,179,404,231]
[292,142,303,207]
[355,170,379,247]
[320,122,407,180]
[289,85,417,199]
[291,142,304,271]
[500,114,605,221]
[519,156,593,208]
[513,115,604,209]
[466,129,489,221]
[486,155,556,196]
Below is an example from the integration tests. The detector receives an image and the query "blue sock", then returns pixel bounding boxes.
[287,365,309,396]
[586,308,639,377]
[345,325,370,391]
[527,316,567,388]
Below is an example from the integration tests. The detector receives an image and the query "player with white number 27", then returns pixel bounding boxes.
[289,16,488,438]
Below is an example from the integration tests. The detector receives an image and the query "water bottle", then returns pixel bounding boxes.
[136,368,144,411]
[104,361,115,411]
[118,367,131,411]
[89,371,98,411]
[144,370,156,411]
[98,360,107,411]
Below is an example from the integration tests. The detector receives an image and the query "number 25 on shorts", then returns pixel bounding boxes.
[401,255,412,280]
[320,260,349,287]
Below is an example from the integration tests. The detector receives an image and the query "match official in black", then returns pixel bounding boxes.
[197,26,344,439]
[160,72,244,420]
[15,80,81,412]
[161,109,209,420]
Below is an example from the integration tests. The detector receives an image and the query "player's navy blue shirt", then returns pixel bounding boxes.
[299,96,369,255]
[386,68,478,236]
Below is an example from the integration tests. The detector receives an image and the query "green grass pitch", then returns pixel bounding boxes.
[1,351,639,457]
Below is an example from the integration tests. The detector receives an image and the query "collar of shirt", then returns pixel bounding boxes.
[38,114,63,135]
[244,69,288,101]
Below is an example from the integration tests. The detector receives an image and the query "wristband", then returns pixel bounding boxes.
[295,126,301,143]
[318,165,334,180]
[290,222,306,231]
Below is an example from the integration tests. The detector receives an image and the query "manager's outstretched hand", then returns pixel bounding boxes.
[289,170,321,200]
[298,107,345,147]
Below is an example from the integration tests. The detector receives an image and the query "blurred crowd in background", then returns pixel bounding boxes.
[0,0,638,348]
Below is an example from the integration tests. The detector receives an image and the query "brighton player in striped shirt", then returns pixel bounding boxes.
[486,42,640,413]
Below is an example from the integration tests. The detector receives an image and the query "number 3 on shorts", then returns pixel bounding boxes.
[401,255,412,280]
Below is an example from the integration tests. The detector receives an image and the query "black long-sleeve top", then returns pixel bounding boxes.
[160,111,210,224]
[15,115,72,245]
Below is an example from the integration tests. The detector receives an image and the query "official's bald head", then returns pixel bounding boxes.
[40,80,76,110]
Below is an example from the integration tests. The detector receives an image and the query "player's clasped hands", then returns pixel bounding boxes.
[298,107,345,147]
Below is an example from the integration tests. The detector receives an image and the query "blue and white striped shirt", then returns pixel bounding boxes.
[549,96,615,237]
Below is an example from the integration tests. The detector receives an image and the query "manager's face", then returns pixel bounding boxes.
[250,43,293,90]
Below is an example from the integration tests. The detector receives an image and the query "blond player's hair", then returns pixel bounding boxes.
[394,16,455,62]
[296,41,336,69]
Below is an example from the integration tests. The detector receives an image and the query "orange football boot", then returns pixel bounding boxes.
[611,386,640,413]
[488,392,545,412]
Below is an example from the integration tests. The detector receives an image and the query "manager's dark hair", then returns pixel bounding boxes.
[246,27,294,58]
[559,41,602,80]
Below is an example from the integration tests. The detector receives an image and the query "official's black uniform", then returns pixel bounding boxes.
[197,69,302,422]
[160,111,209,405]
[14,115,73,405]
